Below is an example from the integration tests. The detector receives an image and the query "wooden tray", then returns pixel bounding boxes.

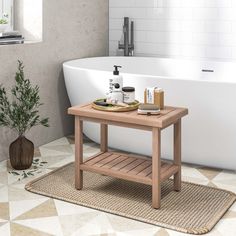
[92,99,140,112]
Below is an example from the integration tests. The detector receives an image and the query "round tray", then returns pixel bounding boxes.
[92,99,140,112]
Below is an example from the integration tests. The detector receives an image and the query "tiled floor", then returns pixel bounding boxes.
[0,136,236,236]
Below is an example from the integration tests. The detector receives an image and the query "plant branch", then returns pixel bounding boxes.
[0,61,49,136]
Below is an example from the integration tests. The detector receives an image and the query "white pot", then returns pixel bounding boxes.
[0,24,8,33]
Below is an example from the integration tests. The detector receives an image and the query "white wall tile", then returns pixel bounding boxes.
[135,31,147,42]
[109,0,135,8]
[109,30,122,41]
[181,0,205,8]
[109,19,123,30]
[205,0,232,8]
[205,21,231,33]
[192,8,219,20]
[218,8,235,21]
[206,46,231,59]
[180,21,205,32]
[193,33,219,45]
[109,0,236,60]
[180,45,206,58]
[232,47,236,59]
[232,21,236,33]
[163,0,182,8]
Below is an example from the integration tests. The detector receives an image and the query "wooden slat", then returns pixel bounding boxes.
[161,109,188,128]
[81,152,179,186]
[161,165,179,182]
[161,163,171,174]
[80,117,152,131]
[85,152,112,166]
[68,104,188,128]
[137,165,152,177]
[147,162,171,179]
[127,153,150,161]
[119,159,146,173]
[80,163,152,185]
[128,160,151,175]
[95,154,120,167]
[103,155,128,169]
[141,162,165,178]
[111,157,136,171]
[84,152,104,163]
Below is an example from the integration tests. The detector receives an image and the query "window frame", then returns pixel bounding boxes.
[0,0,13,31]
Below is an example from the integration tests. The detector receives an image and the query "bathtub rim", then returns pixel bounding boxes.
[63,56,236,84]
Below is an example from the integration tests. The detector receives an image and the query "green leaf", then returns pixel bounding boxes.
[11,171,20,176]
[0,61,50,134]
[22,172,28,179]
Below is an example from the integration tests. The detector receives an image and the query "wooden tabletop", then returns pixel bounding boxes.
[68,103,188,129]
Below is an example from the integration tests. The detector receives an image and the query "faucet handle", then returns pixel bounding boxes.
[118,41,124,50]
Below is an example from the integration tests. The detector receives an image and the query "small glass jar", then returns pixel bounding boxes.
[122,87,135,104]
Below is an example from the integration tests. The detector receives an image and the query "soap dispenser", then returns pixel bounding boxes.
[109,65,123,93]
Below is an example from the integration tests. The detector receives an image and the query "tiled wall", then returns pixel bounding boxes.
[109,0,236,60]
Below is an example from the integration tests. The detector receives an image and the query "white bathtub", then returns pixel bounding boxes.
[63,57,236,170]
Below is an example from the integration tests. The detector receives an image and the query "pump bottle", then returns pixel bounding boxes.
[109,65,123,93]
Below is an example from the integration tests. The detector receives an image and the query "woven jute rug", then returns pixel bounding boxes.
[25,163,236,235]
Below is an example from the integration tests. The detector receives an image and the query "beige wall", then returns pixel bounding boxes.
[0,0,109,161]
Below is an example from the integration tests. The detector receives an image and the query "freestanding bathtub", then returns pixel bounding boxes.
[63,57,236,170]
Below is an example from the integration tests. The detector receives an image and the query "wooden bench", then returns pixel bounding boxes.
[68,104,188,209]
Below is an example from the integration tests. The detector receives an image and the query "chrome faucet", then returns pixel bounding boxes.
[118,17,134,56]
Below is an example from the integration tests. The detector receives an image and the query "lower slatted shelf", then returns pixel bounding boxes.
[80,152,179,185]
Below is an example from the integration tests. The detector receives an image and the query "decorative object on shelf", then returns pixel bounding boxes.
[107,65,124,103]
[122,87,135,104]
[109,65,123,93]
[0,61,49,170]
[144,87,164,109]
[0,30,24,45]
[92,98,140,112]
[0,14,8,33]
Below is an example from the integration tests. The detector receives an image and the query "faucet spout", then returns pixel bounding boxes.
[118,17,135,56]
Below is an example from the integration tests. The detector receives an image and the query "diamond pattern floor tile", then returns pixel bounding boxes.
[10,222,53,236]
[14,216,63,236]
[15,199,58,220]
[0,202,9,221]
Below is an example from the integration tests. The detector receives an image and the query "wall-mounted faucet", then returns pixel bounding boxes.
[118,17,134,56]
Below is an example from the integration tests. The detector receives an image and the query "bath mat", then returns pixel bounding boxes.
[25,163,236,235]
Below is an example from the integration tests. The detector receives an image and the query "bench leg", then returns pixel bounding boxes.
[100,124,108,152]
[152,128,161,209]
[75,117,83,190]
[174,119,181,191]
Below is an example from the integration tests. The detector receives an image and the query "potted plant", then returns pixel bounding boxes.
[0,14,8,33]
[0,61,49,170]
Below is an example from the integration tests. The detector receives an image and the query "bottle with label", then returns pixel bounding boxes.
[109,65,123,93]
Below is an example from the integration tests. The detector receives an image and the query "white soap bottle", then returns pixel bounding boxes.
[109,65,123,93]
